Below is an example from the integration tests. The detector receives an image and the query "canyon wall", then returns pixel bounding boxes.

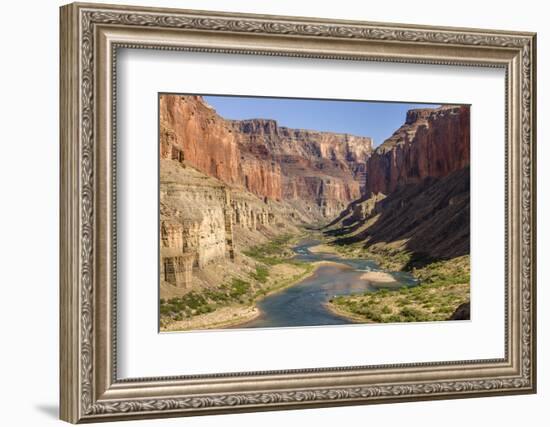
[160,160,300,290]
[160,95,471,290]
[326,105,470,264]
[159,94,375,293]
[232,119,373,218]
[160,95,373,218]
[364,105,470,196]
[328,167,470,262]
[160,95,241,187]
[160,161,234,288]
[160,95,283,201]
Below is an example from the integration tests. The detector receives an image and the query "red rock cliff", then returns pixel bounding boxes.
[365,105,470,196]
[160,95,283,200]
[160,95,374,217]
[232,119,373,217]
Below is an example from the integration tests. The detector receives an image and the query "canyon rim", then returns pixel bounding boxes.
[159,94,471,332]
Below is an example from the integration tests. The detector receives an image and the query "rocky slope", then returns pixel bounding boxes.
[326,105,470,265]
[327,167,470,264]
[160,95,373,218]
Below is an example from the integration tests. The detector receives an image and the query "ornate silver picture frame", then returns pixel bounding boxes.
[60,2,536,423]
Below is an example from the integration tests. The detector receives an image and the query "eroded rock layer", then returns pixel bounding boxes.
[159,159,308,292]
[231,119,373,218]
[160,161,233,288]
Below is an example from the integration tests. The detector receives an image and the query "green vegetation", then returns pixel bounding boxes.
[411,255,470,286]
[160,277,252,321]
[242,234,295,265]
[160,233,314,326]
[249,265,269,283]
[328,255,470,323]
[327,242,413,271]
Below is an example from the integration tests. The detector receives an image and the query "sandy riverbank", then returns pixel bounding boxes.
[312,260,353,269]
[308,244,341,255]
[161,305,261,332]
[359,270,398,283]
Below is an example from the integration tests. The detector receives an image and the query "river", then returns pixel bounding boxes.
[236,239,418,329]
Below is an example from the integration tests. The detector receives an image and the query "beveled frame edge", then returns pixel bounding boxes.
[59,2,537,423]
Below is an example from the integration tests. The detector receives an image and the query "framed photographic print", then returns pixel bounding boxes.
[60,2,537,423]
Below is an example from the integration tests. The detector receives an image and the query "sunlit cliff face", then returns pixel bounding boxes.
[365,105,470,196]
[160,95,374,217]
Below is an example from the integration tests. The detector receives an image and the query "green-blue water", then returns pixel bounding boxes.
[236,239,418,329]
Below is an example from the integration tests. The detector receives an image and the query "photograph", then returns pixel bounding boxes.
[159,94,471,332]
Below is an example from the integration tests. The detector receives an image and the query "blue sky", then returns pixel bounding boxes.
[204,95,440,147]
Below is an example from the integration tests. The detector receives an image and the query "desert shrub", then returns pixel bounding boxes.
[377,288,390,296]
[204,288,229,303]
[250,265,269,283]
[229,278,251,298]
[160,304,173,316]
[396,298,408,306]
[399,306,426,322]
[243,234,294,265]
[413,256,470,286]
[364,307,383,322]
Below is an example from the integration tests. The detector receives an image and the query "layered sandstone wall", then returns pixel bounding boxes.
[231,196,273,231]
[162,187,231,268]
[160,161,234,288]
[364,105,470,196]
[232,119,373,164]
[160,160,293,290]
[282,174,361,218]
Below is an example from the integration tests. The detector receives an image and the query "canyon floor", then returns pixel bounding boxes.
[160,227,470,331]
